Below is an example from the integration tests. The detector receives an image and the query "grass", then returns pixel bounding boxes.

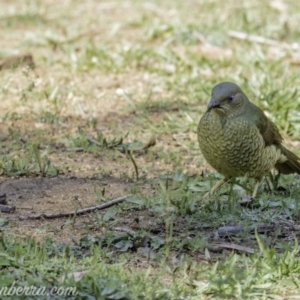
[0,0,300,298]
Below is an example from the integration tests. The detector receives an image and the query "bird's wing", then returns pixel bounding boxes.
[260,119,283,146]
[250,103,283,146]
[248,102,300,174]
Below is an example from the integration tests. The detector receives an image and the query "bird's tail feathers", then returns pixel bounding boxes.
[275,145,300,174]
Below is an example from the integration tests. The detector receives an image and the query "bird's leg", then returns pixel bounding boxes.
[274,172,281,190]
[265,173,273,192]
[204,178,229,198]
[252,179,262,199]
[266,171,281,191]
[211,178,229,194]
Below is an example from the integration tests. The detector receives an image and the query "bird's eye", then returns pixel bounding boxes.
[228,95,234,102]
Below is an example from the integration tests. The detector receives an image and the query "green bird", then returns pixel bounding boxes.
[198,82,300,198]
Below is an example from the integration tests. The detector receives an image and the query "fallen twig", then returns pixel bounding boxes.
[19,194,131,220]
[212,243,256,254]
[113,227,136,235]
[228,30,300,51]
[218,223,275,238]
[17,206,33,210]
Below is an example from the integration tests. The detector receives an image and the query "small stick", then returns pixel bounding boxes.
[218,224,275,237]
[228,30,300,50]
[19,194,131,220]
[113,227,136,235]
[17,206,33,210]
[212,243,256,254]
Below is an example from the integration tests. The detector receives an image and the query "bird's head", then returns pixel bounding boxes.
[207,82,248,117]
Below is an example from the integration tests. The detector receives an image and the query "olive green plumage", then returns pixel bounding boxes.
[198,82,300,198]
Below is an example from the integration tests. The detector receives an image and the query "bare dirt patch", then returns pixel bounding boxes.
[2,174,133,243]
